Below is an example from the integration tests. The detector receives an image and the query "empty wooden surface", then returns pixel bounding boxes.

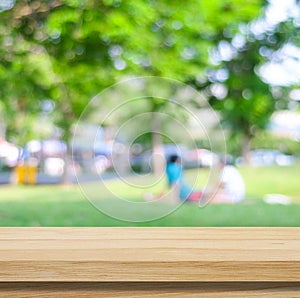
[0,228,299,282]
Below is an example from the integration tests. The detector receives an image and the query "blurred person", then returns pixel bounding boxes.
[165,154,202,202]
[212,158,245,203]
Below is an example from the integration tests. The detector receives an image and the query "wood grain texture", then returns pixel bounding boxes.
[0,282,300,297]
[0,228,299,282]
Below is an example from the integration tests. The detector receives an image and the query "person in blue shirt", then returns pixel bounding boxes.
[166,155,202,202]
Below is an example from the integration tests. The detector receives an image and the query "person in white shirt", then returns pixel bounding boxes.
[212,159,245,204]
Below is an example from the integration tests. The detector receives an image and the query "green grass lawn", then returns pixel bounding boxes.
[0,164,299,226]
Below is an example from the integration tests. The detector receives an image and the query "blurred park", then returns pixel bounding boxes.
[0,0,300,226]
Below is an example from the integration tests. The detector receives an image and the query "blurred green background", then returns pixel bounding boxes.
[0,0,299,226]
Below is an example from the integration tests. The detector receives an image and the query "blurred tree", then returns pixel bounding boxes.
[191,1,300,161]
[0,0,263,177]
[207,39,275,162]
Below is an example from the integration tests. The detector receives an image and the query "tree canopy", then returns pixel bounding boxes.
[0,0,299,161]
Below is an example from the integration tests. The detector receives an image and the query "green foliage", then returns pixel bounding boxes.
[0,0,275,148]
[197,29,289,156]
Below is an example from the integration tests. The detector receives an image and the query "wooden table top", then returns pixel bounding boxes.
[0,227,299,282]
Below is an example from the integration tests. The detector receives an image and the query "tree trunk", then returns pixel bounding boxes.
[241,134,252,165]
[151,113,165,176]
[0,121,6,139]
[61,143,72,185]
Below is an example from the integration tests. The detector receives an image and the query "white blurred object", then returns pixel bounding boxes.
[275,154,294,166]
[238,150,295,167]
[221,165,245,203]
[95,155,110,174]
[0,139,19,167]
[44,157,65,176]
[263,194,291,205]
[27,140,42,153]
[190,149,218,167]
[42,140,67,156]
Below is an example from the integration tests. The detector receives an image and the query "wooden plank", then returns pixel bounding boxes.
[0,228,299,282]
[0,282,300,297]
[1,227,299,240]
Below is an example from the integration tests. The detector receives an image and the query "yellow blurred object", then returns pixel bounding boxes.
[16,165,25,184]
[27,165,37,185]
[15,164,37,185]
